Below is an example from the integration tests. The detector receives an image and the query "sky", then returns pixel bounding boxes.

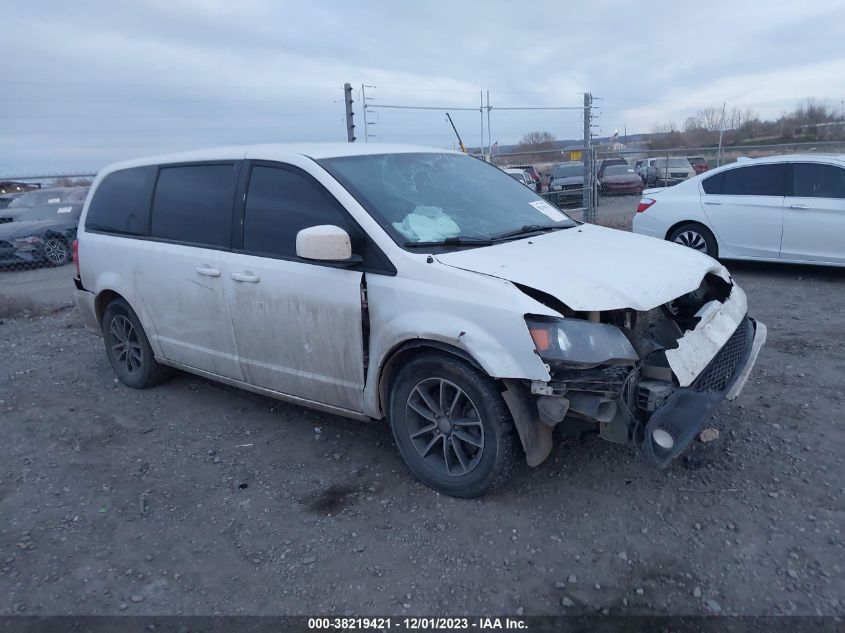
[2,0,844,175]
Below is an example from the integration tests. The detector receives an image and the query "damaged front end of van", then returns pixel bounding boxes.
[501,271,766,468]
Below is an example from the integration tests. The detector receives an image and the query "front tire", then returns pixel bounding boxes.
[668,223,718,258]
[102,298,172,389]
[388,353,516,498]
[42,237,70,267]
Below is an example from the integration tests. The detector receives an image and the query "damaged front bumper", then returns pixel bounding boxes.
[640,316,766,466]
[506,279,767,469]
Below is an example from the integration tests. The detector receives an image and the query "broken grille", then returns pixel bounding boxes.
[691,318,751,393]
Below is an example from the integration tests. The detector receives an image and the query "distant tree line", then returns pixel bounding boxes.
[650,98,843,149]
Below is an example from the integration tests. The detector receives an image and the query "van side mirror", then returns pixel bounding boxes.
[296,225,353,262]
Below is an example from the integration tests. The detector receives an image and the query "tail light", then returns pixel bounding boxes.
[637,198,657,213]
[72,239,80,277]
[636,198,657,213]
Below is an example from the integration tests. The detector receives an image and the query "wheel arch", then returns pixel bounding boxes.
[376,339,486,419]
[94,288,126,326]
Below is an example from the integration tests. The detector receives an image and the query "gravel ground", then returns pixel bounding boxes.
[1,257,843,617]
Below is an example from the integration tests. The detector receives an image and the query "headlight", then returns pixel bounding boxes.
[14,236,43,245]
[525,316,638,367]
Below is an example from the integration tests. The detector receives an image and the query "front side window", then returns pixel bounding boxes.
[702,164,786,196]
[242,165,356,259]
[320,153,576,248]
[792,163,845,199]
[150,164,237,248]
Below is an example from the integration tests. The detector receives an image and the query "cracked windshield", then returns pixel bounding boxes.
[321,152,576,246]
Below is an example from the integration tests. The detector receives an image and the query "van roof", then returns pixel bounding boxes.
[100,143,461,174]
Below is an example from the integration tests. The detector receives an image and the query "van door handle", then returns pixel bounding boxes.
[195,265,221,277]
[704,201,722,205]
[231,271,260,283]
[788,204,809,209]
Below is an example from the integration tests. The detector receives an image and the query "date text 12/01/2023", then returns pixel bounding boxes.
[307,617,528,630]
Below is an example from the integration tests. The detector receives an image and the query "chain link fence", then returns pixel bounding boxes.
[0,176,94,320]
[593,139,845,193]
[2,138,842,293]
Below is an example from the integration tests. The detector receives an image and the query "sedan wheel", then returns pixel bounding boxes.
[667,223,718,259]
[673,230,708,253]
[43,238,69,266]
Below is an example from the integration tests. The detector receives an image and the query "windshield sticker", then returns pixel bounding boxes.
[57,206,73,213]
[529,200,567,221]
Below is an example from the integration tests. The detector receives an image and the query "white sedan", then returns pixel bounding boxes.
[504,168,538,191]
[632,154,845,267]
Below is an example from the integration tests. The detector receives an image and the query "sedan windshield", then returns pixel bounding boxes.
[7,188,86,209]
[319,153,576,247]
[605,165,635,176]
[653,158,691,168]
[16,203,81,222]
[554,164,583,179]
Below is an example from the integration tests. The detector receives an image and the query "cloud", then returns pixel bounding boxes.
[1,0,843,173]
[622,58,845,131]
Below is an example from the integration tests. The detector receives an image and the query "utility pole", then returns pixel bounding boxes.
[361,84,376,142]
[343,83,356,142]
[486,90,492,162]
[716,101,726,166]
[480,91,485,159]
[582,92,593,223]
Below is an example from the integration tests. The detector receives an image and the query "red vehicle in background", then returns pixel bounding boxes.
[686,156,709,174]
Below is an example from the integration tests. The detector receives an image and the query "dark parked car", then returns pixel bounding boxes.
[686,156,709,174]
[598,164,643,196]
[597,157,628,179]
[0,187,88,223]
[548,162,584,206]
[0,202,82,268]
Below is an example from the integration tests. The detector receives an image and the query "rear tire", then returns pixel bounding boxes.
[102,298,172,389]
[388,352,516,498]
[668,222,718,258]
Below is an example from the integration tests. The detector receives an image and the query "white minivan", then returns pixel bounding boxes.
[74,144,766,497]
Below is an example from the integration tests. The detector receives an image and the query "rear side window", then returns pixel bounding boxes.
[85,167,156,235]
[150,164,237,248]
[242,165,357,258]
[792,163,845,199]
[703,164,786,196]
[701,171,724,194]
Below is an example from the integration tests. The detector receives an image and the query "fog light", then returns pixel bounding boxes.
[652,428,675,450]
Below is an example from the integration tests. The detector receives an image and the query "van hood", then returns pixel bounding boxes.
[434,224,730,312]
